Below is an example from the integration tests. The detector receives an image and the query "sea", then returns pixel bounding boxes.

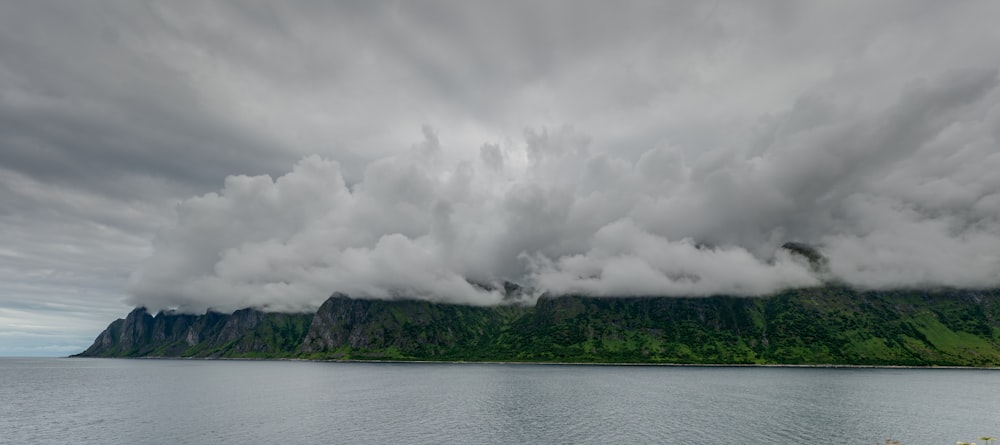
[1,358,998,444]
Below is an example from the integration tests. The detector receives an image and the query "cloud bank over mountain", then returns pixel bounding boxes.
[129,69,1000,312]
[4,2,1000,352]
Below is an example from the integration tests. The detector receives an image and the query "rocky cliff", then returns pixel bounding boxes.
[298,293,526,359]
[75,307,312,358]
[77,287,1000,366]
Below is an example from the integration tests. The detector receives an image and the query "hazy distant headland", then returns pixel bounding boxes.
[78,286,1000,367]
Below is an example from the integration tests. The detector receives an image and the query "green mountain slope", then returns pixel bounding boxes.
[77,287,1000,366]
[486,288,1000,365]
[299,294,527,360]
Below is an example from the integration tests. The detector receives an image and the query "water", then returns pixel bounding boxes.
[2,358,998,444]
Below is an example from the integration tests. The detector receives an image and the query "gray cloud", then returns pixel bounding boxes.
[130,68,1000,311]
[2,1,1000,352]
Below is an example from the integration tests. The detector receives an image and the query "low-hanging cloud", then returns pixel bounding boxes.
[128,69,1000,313]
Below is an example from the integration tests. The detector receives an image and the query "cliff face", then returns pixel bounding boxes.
[299,293,526,358]
[75,307,312,358]
[77,287,1000,366]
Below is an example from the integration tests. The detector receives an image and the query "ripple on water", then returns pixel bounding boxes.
[2,359,999,444]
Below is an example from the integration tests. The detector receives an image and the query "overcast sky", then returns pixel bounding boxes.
[3,1,1000,356]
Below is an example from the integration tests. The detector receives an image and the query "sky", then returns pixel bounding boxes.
[2,1,1000,356]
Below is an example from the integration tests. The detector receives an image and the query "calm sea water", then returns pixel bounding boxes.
[2,358,998,444]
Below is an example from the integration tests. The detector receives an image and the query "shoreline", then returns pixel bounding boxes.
[71,355,1000,370]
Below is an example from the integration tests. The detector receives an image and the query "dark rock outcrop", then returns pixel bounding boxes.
[118,307,154,352]
[781,242,829,272]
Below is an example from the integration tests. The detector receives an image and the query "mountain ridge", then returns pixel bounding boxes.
[76,287,1000,366]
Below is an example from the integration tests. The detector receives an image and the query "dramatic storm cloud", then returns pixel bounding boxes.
[2,1,1000,352]
[129,69,1000,312]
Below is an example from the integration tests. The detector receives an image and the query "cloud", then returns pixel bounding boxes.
[129,69,1000,312]
[2,2,1000,350]
[525,219,819,297]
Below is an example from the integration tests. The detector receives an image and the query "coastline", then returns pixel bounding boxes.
[75,355,1000,370]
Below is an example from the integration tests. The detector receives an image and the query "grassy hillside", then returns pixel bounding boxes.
[473,288,1000,365]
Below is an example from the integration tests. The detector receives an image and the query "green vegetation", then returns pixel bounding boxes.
[78,287,1000,366]
[185,313,313,358]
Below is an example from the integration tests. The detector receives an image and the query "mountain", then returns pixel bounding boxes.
[298,293,526,359]
[76,306,312,358]
[76,287,1000,366]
